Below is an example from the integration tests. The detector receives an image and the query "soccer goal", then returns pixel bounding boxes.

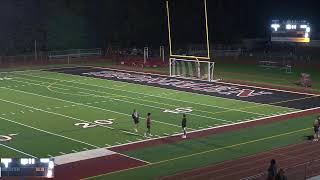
[169,58,215,81]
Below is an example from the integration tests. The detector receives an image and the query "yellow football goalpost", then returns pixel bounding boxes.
[166,0,215,81]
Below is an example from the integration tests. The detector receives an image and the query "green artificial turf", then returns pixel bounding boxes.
[91,115,316,180]
[0,69,294,158]
[0,66,317,180]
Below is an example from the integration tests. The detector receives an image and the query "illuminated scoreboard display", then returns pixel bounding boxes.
[0,158,54,178]
[271,20,311,43]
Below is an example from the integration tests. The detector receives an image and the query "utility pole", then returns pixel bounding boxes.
[34,40,38,61]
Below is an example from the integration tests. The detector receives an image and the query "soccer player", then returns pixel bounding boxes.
[181,114,187,138]
[132,109,140,132]
[314,116,320,141]
[144,113,152,137]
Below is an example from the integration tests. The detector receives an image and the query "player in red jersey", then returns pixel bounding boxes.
[144,113,152,137]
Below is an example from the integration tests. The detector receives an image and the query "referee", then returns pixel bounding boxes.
[182,114,187,138]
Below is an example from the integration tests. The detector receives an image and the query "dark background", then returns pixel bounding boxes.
[0,0,319,55]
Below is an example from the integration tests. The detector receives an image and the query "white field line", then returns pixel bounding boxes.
[81,92,233,124]
[0,143,37,158]
[0,114,149,164]
[104,107,320,149]
[13,74,277,117]
[89,66,320,96]
[119,153,151,164]
[0,116,99,148]
[30,65,313,96]
[14,76,268,117]
[0,98,115,130]
[1,85,182,129]
[13,72,299,113]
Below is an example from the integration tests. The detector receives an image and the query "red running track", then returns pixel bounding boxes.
[158,141,320,180]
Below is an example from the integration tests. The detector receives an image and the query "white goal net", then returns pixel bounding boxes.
[169,58,215,81]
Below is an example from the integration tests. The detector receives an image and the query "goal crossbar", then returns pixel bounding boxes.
[169,58,215,82]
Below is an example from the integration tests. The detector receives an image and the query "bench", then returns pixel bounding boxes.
[259,61,292,73]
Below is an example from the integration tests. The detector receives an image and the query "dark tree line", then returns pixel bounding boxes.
[0,0,319,55]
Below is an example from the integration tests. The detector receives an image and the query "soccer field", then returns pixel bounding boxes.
[0,66,308,159]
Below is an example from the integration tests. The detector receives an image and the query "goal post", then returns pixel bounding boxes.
[169,58,215,81]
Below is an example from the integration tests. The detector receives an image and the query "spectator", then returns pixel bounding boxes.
[267,159,277,180]
[275,169,287,180]
[299,73,312,87]
[313,117,319,141]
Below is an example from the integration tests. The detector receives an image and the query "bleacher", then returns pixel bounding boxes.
[119,56,167,68]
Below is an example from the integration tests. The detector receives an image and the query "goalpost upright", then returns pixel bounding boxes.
[166,0,215,81]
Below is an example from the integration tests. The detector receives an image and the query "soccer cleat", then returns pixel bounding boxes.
[135,129,138,132]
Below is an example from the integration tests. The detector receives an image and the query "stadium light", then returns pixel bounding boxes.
[271,24,280,31]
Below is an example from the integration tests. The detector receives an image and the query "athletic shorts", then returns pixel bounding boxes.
[147,125,151,129]
[134,119,139,124]
[314,126,319,133]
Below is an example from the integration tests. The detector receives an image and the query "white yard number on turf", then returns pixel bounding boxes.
[0,135,13,142]
[163,107,193,114]
[75,119,114,129]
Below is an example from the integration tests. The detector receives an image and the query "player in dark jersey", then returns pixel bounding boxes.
[181,114,187,138]
[132,109,140,132]
[314,116,320,141]
[144,113,152,137]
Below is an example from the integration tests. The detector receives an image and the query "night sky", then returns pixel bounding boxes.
[0,0,319,55]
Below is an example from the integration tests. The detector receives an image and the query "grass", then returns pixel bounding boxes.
[0,69,296,158]
[0,65,318,179]
[1,58,319,92]
[90,115,316,180]
[214,63,320,92]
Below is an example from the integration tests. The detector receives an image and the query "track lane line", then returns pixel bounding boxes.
[83,127,311,179]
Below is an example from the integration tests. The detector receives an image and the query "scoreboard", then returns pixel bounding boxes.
[271,20,311,43]
[0,158,54,178]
